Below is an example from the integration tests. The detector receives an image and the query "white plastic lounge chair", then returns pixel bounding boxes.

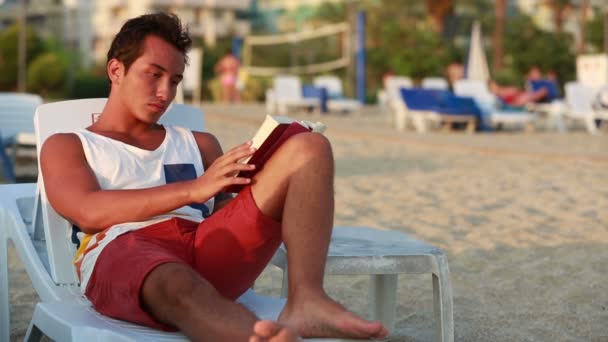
[1,99,453,341]
[382,76,438,132]
[0,93,43,182]
[313,76,361,113]
[421,77,449,90]
[564,81,608,134]
[453,79,536,130]
[266,75,321,115]
[272,226,454,342]
[377,76,413,126]
[384,76,413,103]
[0,99,323,342]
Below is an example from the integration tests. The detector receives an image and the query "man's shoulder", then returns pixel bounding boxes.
[189,131,222,157]
[40,132,84,161]
[43,132,81,150]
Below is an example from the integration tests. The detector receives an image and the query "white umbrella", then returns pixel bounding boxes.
[465,21,490,82]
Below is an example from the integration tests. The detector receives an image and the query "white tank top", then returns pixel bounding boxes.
[72,125,214,291]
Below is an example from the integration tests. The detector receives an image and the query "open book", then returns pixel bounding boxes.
[226,115,326,193]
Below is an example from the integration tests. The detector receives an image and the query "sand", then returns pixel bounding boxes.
[6,103,608,341]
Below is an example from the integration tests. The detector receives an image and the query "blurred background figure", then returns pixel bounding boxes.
[445,62,465,91]
[489,66,550,107]
[214,48,241,103]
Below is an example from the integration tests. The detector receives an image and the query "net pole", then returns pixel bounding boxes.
[356,11,366,104]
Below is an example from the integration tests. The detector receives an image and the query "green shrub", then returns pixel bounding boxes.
[70,72,110,99]
[0,24,45,90]
[207,77,222,101]
[241,76,271,102]
[27,52,68,97]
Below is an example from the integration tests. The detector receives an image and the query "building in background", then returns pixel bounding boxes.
[1,0,252,68]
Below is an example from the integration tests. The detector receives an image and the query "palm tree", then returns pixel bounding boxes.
[493,0,506,72]
[425,0,453,34]
[578,0,589,54]
[545,0,572,33]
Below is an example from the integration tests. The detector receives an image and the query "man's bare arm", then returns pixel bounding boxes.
[41,133,254,234]
[192,131,236,212]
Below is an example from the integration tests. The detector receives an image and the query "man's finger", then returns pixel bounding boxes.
[216,145,256,167]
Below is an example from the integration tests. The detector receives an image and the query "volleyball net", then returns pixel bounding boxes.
[242,22,351,77]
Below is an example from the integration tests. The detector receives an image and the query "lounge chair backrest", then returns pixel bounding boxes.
[0,92,43,142]
[453,79,488,97]
[385,76,413,103]
[313,76,344,98]
[421,77,449,90]
[453,79,496,105]
[34,98,205,285]
[400,88,444,111]
[564,81,597,116]
[274,75,303,101]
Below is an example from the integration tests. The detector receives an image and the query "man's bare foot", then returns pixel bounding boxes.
[249,320,301,342]
[278,290,388,339]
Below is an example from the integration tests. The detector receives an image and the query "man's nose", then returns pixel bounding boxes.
[156,79,172,101]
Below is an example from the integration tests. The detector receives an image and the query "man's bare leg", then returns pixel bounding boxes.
[141,262,260,341]
[251,133,388,339]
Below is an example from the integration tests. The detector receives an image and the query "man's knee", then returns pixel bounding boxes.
[279,132,333,164]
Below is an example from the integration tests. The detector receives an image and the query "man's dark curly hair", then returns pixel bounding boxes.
[107,12,192,77]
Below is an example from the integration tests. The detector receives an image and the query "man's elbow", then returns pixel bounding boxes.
[71,207,110,234]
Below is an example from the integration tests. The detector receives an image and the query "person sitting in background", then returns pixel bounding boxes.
[489,80,548,107]
[489,66,549,107]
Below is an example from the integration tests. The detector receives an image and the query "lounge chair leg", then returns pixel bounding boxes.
[466,120,476,133]
[394,109,407,132]
[280,268,289,299]
[585,116,598,134]
[369,274,397,332]
[524,122,535,133]
[432,254,454,342]
[0,225,10,342]
[412,114,427,133]
[24,320,44,342]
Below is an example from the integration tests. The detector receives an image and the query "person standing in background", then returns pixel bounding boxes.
[215,49,241,102]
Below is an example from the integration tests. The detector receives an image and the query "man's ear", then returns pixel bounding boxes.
[107,58,124,85]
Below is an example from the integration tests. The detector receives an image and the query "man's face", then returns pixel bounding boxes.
[110,35,185,123]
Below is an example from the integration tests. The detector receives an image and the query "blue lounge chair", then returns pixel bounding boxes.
[400,88,478,132]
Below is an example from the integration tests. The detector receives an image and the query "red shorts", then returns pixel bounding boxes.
[84,186,282,331]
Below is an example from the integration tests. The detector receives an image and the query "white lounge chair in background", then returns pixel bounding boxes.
[380,76,428,131]
[421,77,449,90]
[1,99,453,342]
[453,79,536,131]
[564,81,608,134]
[0,93,43,182]
[313,75,361,113]
[377,76,413,119]
[265,75,321,115]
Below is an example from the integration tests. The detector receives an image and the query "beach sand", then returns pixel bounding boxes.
[7,103,608,341]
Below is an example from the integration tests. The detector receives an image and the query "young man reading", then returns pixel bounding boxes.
[40,12,388,342]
